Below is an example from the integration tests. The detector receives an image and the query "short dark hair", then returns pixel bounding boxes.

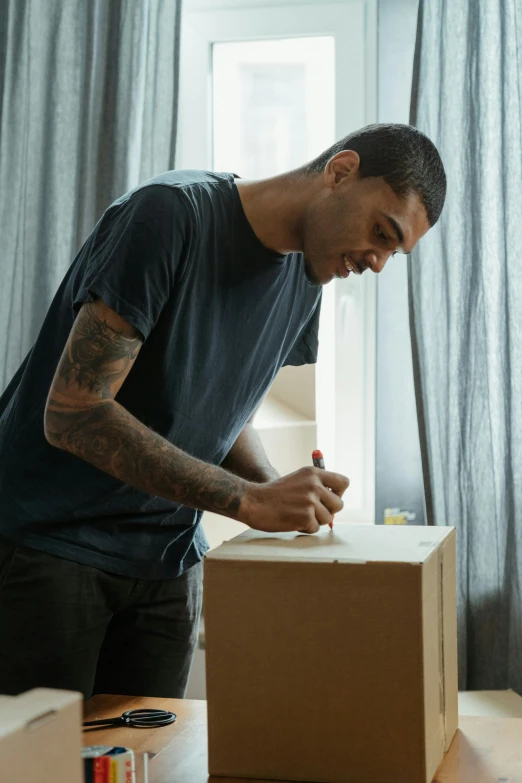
[303,123,446,226]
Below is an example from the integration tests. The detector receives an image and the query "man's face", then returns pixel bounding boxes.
[301,152,431,286]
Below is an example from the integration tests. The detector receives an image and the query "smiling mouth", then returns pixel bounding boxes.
[343,255,361,275]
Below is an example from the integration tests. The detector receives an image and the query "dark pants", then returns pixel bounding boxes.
[0,537,202,699]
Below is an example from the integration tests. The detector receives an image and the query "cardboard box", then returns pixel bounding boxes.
[0,688,83,783]
[205,524,457,783]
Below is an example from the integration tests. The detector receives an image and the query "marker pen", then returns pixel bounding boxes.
[312,449,334,530]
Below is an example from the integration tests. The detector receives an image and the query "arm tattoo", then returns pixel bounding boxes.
[57,305,141,399]
[46,300,245,518]
[45,402,246,517]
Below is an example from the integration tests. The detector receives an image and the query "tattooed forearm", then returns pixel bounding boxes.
[44,400,247,518]
[56,303,141,399]
[45,298,246,518]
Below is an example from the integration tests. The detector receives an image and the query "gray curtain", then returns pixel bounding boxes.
[0,0,183,391]
[409,0,522,691]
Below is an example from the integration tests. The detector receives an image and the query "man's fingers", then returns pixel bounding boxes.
[297,518,320,535]
[314,500,335,527]
[318,485,344,514]
[317,469,350,496]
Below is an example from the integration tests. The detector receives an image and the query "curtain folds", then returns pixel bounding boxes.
[0,0,183,390]
[409,0,522,691]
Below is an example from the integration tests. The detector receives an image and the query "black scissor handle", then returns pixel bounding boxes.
[84,708,177,729]
[122,708,177,727]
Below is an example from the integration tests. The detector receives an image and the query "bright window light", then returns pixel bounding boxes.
[212,36,335,178]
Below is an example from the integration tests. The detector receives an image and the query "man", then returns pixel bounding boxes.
[0,123,446,699]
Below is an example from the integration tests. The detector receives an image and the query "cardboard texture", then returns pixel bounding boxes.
[0,688,83,783]
[204,524,458,783]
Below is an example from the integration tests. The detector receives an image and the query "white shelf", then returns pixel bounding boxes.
[253,395,316,430]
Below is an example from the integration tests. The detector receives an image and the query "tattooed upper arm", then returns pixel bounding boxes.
[44,299,143,444]
[43,299,247,517]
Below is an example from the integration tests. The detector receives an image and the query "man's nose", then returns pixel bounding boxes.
[364,250,392,274]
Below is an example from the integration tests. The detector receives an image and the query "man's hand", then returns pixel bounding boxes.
[238,467,349,534]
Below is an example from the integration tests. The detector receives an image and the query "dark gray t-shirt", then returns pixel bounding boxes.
[0,170,321,579]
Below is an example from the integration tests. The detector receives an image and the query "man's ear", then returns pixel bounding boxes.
[324,150,361,187]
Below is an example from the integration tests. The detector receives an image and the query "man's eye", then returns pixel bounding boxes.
[376,225,387,241]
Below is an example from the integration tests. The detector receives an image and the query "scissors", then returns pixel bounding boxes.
[83,708,177,729]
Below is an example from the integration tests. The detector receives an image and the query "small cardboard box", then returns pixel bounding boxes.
[205,524,457,783]
[0,688,83,783]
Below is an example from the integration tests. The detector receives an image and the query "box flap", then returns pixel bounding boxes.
[206,524,455,565]
[0,688,82,738]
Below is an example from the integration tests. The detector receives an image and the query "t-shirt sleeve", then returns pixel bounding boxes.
[73,185,187,340]
[283,293,322,367]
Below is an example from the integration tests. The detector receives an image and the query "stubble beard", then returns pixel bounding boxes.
[303,256,323,288]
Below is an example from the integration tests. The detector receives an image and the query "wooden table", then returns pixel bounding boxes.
[84,695,522,783]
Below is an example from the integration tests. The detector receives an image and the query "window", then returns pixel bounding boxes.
[212,37,335,178]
